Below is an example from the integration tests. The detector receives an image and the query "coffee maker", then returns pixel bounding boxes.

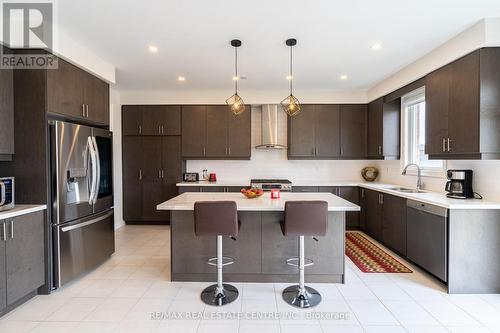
[445,170,474,199]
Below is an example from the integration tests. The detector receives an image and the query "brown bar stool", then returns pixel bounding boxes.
[281,201,328,308]
[194,201,240,306]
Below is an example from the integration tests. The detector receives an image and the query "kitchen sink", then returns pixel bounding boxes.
[386,187,425,193]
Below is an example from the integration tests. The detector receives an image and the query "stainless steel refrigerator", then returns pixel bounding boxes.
[49,120,114,288]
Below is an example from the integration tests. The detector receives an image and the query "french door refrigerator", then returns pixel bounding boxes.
[49,120,114,288]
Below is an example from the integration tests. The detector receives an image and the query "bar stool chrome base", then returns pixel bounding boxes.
[282,285,321,308]
[201,283,239,306]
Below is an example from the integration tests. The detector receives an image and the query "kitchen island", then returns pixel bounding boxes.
[157,192,360,283]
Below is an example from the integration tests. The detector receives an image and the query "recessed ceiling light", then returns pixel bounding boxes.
[340,74,348,80]
[177,76,185,82]
[371,43,382,50]
[286,75,293,80]
[148,45,158,53]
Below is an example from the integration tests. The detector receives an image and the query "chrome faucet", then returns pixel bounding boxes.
[402,163,423,191]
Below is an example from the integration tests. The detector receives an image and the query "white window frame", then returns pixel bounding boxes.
[401,86,446,178]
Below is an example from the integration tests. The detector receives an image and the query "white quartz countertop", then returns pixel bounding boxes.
[176,180,500,210]
[0,205,47,220]
[158,192,360,212]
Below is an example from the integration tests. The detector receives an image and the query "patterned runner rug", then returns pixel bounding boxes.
[346,232,412,273]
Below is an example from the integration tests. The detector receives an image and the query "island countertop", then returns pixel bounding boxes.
[157,192,360,212]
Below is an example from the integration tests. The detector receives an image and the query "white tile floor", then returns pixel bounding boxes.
[2,225,500,333]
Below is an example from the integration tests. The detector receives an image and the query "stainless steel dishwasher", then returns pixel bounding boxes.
[406,200,448,282]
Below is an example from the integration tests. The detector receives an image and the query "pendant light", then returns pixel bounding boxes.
[226,39,246,115]
[281,38,301,117]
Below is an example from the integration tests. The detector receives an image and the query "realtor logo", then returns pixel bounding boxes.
[1,1,57,69]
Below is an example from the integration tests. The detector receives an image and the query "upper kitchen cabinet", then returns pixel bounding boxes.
[0,46,14,161]
[47,58,109,126]
[122,105,181,136]
[367,98,400,160]
[426,48,500,159]
[339,104,367,159]
[288,104,340,159]
[181,105,251,159]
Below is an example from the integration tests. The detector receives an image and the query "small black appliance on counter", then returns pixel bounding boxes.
[445,170,474,199]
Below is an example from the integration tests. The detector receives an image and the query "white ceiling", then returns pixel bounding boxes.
[58,0,500,92]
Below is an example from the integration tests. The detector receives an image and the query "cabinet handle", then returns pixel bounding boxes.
[361,189,365,198]
[203,147,206,156]
[316,147,319,156]
[447,138,451,152]
[158,125,161,134]
[378,146,382,155]
[158,170,162,179]
[340,147,344,156]
[2,223,5,241]
[161,125,164,135]
[82,104,86,117]
[9,221,13,239]
[161,170,164,178]
[380,194,384,205]
[139,169,143,180]
[138,125,142,135]
[228,147,231,155]
[86,104,89,118]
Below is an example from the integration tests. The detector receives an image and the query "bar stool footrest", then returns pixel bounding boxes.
[207,256,235,266]
[286,257,314,267]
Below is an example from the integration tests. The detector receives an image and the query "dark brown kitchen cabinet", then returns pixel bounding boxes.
[122,105,181,136]
[5,211,45,306]
[340,104,367,159]
[365,189,383,240]
[182,106,207,157]
[315,105,341,158]
[206,105,229,157]
[83,73,109,125]
[122,135,183,224]
[0,210,45,316]
[0,47,14,160]
[288,105,316,157]
[425,48,500,159]
[338,187,360,229]
[359,188,367,231]
[122,137,144,221]
[367,98,400,160]
[382,194,407,256]
[288,104,340,159]
[122,106,143,135]
[181,105,251,159]
[47,58,109,125]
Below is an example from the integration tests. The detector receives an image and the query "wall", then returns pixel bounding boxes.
[109,87,124,229]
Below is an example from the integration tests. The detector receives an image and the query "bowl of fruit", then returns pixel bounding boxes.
[240,187,264,199]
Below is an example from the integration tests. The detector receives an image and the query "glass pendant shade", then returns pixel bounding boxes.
[226,93,245,115]
[280,94,301,117]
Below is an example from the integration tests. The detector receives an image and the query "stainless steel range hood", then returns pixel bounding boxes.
[255,104,287,149]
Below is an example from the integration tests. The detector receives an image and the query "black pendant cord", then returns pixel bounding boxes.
[235,47,238,94]
[289,45,293,96]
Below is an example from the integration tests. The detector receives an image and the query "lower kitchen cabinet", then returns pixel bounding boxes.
[0,210,45,316]
[317,186,360,229]
[382,194,407,256]
[365,189,383,240]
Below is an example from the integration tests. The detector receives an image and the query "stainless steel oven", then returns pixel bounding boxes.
[49,120,114,288]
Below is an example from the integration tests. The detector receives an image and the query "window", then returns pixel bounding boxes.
[401,87,445,177]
